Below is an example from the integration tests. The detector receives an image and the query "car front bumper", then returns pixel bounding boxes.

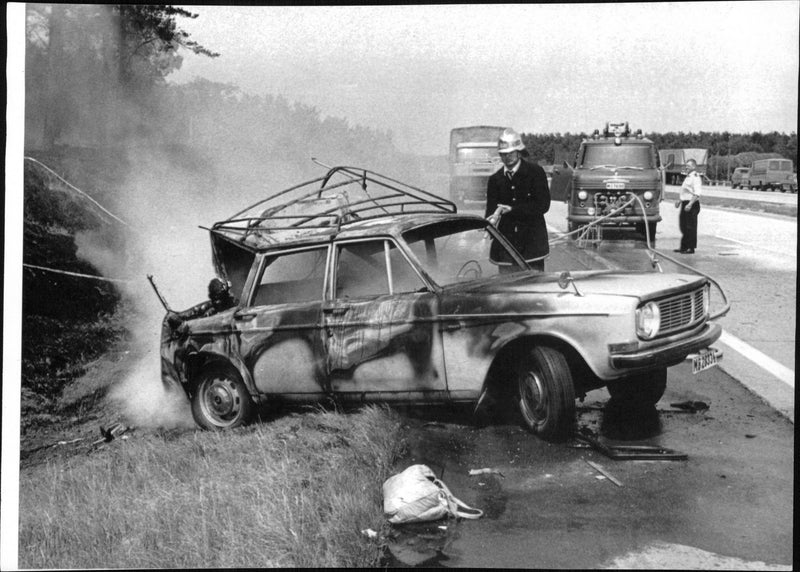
[569,214,662,224]
[609,322,722,370]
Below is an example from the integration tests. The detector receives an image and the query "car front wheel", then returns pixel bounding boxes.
[191,366,254,430]
[606,368,667,406]
[517,346,576,441]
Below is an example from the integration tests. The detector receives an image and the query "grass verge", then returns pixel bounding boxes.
[18,405,405,568]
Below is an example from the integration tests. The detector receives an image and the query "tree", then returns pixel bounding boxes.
[25,4,218,148]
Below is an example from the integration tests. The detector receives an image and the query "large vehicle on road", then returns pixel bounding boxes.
[730,167,751,189]
[448,126,505,207]
[550,122,664,242]
[659,148,709,185]
[748,158,797,193]
[158,164,725,441]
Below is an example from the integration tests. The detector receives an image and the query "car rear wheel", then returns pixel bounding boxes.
[191,366,254,430]
[517,346,576,441]
[606,368,667,406]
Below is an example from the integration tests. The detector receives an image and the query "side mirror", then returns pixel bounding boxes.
[557,271,583,296]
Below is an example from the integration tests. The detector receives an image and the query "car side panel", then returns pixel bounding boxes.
[325,292,447,395]
[235,303,327,395]
[440,292,637,393]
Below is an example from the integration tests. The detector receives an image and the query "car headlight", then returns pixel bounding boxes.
[578,191,588,200]
[643,191,654,200]
[636,301,661,339]
[587,207,596,215]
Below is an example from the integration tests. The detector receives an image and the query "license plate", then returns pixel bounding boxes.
[692,349,718,374]
[606,182,625,190]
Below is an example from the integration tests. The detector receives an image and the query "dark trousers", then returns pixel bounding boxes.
[678,201,700,250]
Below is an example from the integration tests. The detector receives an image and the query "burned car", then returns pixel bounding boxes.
[160,166,725,440]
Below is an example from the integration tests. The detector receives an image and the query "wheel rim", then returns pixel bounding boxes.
[200,376,243,427]
[519,370,548,428]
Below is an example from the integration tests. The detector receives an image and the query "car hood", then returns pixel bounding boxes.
[442,270,706,300]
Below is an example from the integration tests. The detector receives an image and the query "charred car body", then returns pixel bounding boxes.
[550,122,664,243]
[160,165,724,440]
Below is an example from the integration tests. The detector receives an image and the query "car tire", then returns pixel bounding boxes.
[517,346,576,441]
[606,367,667,406]
[191,366,254,430]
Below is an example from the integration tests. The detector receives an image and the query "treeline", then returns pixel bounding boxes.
[24,4,398,168]
[521,130,798,178]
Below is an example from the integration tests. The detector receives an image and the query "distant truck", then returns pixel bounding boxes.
[448,126,506,207]
[549,122,664,242]
[748,158,797,193]
[658,148,709,185]
[730,167,751,190]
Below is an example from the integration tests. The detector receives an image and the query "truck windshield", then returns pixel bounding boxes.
[581,145,654,169]
[457,148,500,163]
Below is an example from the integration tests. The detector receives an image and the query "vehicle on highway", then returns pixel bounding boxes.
[658,148,709,185]
[748,158,797,193]
[550,122,664,243]
[448,125,505,207]
[730,167,751,189]
[160,165,724,441]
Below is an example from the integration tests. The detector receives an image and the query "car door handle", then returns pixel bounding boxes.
[323,306,348,316]
[234,311,257,321]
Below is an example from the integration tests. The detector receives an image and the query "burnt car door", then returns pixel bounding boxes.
[324,237,447,400]
[234,245,329,399]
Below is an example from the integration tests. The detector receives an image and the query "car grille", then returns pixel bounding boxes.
[657,287,707,336]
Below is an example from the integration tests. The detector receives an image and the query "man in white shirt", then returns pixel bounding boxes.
[674,159,702,254]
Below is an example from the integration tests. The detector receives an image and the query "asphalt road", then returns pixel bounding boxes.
[386,195,795,569]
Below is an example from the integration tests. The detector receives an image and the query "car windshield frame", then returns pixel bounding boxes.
[400,218,529,288]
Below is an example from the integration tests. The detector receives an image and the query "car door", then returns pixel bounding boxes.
[324,237,447,399]
[234,245,329,398]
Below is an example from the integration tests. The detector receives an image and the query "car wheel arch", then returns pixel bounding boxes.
[185,351,256,399]
[480,334,601,404]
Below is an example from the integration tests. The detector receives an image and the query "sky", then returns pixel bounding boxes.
[171,2,799,155]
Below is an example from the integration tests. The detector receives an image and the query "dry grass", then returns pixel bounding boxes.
[18,405,404,568]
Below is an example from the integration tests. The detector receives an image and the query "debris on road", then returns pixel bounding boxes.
[571,428,688,461]
[585,459,623,487]
[92,422,131,446]
[669,400,710,412]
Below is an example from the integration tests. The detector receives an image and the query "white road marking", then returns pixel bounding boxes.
[719,331,795,388]
[711,233,795,258]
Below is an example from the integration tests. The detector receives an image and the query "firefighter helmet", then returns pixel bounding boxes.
[497,128,525,154]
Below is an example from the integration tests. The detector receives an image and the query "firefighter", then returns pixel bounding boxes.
[485,128,551,272]
[166,278,237,331]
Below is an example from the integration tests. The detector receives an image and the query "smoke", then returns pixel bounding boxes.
[46,5,442,431]
[74,146,219,430]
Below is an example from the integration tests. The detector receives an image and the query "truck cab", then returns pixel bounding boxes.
[550,122,664,242]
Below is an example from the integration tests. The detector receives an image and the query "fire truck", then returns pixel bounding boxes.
[549,122,664,242]
[448,126,506,207]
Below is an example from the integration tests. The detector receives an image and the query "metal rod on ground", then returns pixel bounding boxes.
[585,459,623,487]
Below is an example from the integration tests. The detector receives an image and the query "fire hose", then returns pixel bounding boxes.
[540,192,730,320]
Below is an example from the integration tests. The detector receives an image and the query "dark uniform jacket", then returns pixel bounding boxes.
[485,158,551,264]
